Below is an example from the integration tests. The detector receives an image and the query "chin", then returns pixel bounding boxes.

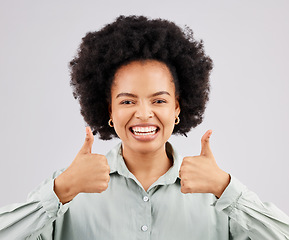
[125,138,167,154]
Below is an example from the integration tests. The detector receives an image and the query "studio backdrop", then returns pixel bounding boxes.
[0,0,288,215]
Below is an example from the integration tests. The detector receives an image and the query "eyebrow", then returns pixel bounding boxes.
[116,91,171,98]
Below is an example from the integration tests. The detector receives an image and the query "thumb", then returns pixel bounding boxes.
[200,129,213,157]
[80,126,94,154]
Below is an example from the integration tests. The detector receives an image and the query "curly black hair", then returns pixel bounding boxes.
[69,15,213,140]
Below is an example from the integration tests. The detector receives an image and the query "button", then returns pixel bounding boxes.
[143,196,149,202]
[141,225,148,232]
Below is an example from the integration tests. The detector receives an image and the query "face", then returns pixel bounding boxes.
[110,60,180,155]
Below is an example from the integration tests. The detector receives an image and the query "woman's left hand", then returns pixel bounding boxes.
[179,130,230,198]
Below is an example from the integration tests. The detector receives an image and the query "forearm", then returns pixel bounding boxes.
[0,200,54,239]
[215,175,289,239]
[0,169,70,239]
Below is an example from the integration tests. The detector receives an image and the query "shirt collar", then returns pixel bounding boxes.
[105,142,182,184]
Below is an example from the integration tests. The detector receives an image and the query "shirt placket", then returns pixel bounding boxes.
[136,185,152,240]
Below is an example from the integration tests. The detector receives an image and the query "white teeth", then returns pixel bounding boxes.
[133,130,157,135]
[131,126,158,135]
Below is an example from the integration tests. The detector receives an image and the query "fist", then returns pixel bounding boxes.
[179,130,230,198]
[54,127,110,203]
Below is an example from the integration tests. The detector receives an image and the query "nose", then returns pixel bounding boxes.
[135,102,154,120]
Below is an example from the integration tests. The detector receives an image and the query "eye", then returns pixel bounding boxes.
[153,99,167,104]
[120,100,134,105]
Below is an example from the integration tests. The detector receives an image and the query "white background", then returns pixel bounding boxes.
[0,0,288,215]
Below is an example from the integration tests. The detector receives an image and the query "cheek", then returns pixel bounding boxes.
[112,111,124,126]
[111,108,132,132]
[159,107,177,126]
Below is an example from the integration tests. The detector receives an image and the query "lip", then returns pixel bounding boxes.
[128,123,160,142]
[129,123,160,128]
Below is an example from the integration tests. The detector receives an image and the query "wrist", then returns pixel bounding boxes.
[213,171,230,198]
[54,171,78,204]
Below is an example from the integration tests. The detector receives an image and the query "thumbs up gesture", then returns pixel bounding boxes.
[54,127,110,204]
[179,130,230,198]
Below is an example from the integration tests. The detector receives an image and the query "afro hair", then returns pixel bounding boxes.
[69,15,213,140]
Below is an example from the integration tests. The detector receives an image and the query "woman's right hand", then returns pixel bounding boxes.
[54,126,110,204]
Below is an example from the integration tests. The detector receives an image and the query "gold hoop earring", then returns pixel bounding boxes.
[175,116,180,125]
[108,119,114,127]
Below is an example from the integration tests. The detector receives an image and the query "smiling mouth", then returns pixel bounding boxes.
[130,126,159,135]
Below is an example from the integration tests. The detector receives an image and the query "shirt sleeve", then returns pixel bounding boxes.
[214,175,289,239]
[0,168,71,240]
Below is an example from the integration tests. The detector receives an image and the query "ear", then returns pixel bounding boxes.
[108,104,112,118]
[175,97,181,116]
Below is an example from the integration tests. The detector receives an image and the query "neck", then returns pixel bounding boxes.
[121,143,173,179]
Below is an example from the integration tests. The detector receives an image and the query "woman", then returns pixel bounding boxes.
[0,15,289,239]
